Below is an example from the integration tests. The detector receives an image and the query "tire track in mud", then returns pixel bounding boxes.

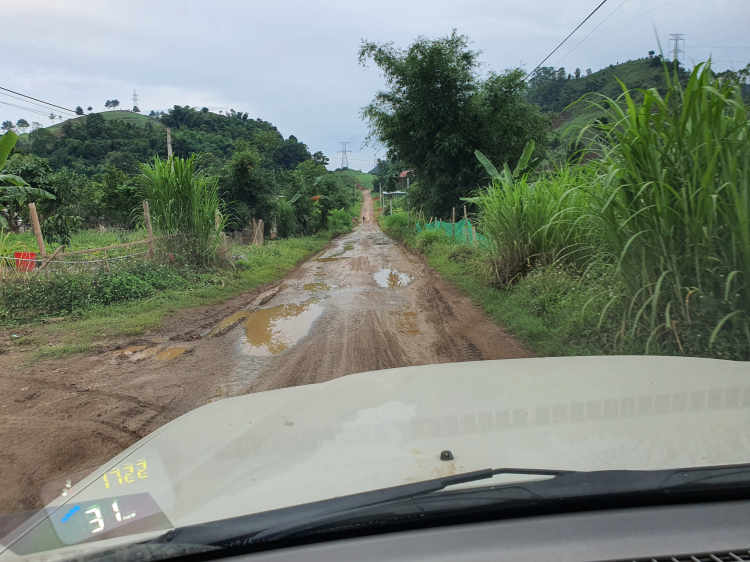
[0,189,531,515]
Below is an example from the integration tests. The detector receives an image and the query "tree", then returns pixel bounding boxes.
[132,105,140,113]
[149,110,156,117]
[48,112,56,123]
[87,106,93,112]
[556,67,566,81]
[359,30,549,215]
[16,119,29,133]
[311,151,329,166]
[31,122,42,131]
[1,121,13,132]
[574,68,581,79]
[586,68,592,76]
[0,131,56,232]
[648,50,655,58]
[75,106,84,115]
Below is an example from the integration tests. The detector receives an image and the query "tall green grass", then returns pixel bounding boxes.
[138,155,228,264]
[590,63,749,350]
[476,63,749,356]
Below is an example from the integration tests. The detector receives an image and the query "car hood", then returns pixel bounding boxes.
[4,356,750,558]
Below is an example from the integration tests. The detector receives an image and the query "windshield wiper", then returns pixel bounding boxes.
[153,468,570,548]
[154,464,750,549]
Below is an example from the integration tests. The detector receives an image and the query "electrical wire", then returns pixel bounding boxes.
[552,0,629,68]
[0,86,78,115]
[0,91,73,115]
[0,100,60,119]
[521,0,610,84]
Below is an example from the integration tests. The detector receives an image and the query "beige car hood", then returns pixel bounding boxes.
[4,356,750,558]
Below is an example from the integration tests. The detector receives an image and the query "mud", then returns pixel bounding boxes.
[0,189,531,516]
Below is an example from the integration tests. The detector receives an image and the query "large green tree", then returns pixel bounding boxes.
[359,31,549,216]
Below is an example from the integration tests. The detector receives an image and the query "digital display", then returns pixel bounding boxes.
[101,459,148,489]
[48,493,167,545]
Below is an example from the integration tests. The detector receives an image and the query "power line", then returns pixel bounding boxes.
[553,0,629,68]
[521,0,610,84]
[0,86,78,115]
[0,100,60,119]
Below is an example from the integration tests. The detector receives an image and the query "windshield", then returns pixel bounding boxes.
[1,0,749,559]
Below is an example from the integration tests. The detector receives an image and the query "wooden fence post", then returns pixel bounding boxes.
[143,201,154,259]
[472,226,477,247]
[452,207,456,239]
[464,205,470,243]
[166,127,173,159]
[258,220,264,246]
[34,245,64,274]
[28,203,47,268]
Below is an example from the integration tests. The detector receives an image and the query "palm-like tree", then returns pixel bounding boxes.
[0,131,55,231]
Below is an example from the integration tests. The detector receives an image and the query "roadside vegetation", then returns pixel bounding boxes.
[379,62,749,360]
[1,106,370,352]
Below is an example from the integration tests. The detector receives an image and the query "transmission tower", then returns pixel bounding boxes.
[669,34,685,62]
[337,142,351,169]
[132,89,140,110]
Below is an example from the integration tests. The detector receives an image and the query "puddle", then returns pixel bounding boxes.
[114,346,146,355]
[207,310,253,337]
[374,269,413,289]
[240,300,324,356]
[302,283,331,291]
[316,257,349,263]
[403,312,418,317]
[131,347,159,360]
[155,347,189,360]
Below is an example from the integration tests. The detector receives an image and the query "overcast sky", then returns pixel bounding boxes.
[2,0,748,170]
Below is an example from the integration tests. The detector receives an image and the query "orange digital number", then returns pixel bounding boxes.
[110,469,122,485]
[123,463,135,483]
[136,460,148,479]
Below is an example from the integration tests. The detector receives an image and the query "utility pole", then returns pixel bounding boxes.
[166,127,173,159]
[132,89,140,110]
[337,142,351,169]
[669,34,685,63]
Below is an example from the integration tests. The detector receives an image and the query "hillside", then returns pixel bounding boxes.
[14,106,311,177]
[336,169,376,190]
[526,56,688,131]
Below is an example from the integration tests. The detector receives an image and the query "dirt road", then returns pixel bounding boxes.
[0,190,530,516]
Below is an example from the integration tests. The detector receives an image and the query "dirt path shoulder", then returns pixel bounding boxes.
[0,190,530,515]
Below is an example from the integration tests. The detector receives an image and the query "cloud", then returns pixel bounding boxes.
[1,0,747,167]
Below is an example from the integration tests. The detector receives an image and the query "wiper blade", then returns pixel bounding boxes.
[250,464,750,544]
[154,467,569,547]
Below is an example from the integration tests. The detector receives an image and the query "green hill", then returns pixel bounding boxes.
[526,56,688,132]
[336,169,376,190]
[14,106,311,177]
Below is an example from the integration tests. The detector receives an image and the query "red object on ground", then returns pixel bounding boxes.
[14,252,36,272]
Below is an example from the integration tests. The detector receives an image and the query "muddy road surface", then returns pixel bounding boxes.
[0,190,531,516]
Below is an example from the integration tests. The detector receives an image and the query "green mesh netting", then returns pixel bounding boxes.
[416,218,489,246]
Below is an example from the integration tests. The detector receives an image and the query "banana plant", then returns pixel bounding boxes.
[474,139,539,185]
[1,130,55,231]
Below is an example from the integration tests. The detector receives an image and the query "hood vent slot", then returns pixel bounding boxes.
[616,550,750,562]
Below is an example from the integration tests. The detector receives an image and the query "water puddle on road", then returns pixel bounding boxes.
[207,310,253,337]
[131,347,159,360]
[302,283,331,291]
[316,257,350,263]
[374,269,413,289]
[114,346,146,355]
[240,299,324,356]
[155,347,189,360]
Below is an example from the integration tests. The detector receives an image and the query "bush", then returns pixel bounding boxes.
[0,262,195,325]
[380,212,411,240]
[94,271,155,305]
[326,208,353,236]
